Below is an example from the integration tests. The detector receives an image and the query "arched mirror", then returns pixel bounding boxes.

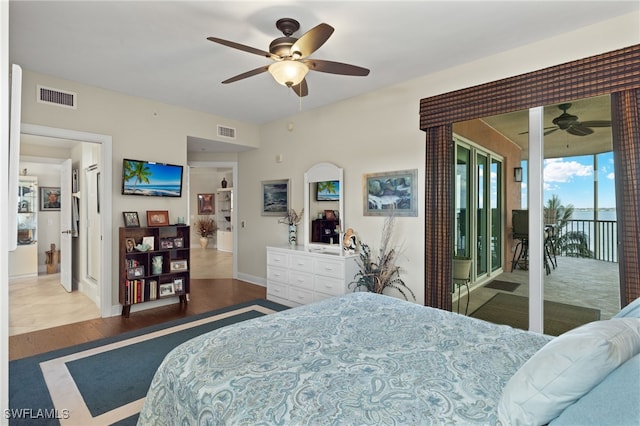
[303,162,344,253]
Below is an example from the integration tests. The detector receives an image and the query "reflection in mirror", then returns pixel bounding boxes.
[453,94,620,335]
[303,163,344,253]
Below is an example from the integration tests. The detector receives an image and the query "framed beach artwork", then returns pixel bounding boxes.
[261,179,289,216]
[363,169,418,217]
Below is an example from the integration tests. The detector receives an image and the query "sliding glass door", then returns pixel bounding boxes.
[455,137,503,284]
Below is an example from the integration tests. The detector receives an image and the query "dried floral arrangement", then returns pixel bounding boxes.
[278,208,304,226]
[194,216,217,237]
[349,216,415,301]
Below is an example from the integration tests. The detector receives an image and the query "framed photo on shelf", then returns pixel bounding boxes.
[160,238,174,249]
[146,210,169,227]
[125,238,136,253]
[324,210,337,221]
[127,265,145,279]
[142,236,155,250]
[261,179,289,216]
[159,282,175,297]
[40,186,61,211]
[173,237,183,248]
[197,193,215,215]
[363,169,418,217]
[170,259,188,271]
[174,277,184,293]
[123,211,140,227]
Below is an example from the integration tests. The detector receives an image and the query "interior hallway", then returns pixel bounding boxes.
[8,247,232,336]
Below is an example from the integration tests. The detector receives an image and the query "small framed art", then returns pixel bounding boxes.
[123,211,140,227]
[170,259,188,271]
[197,193,215,215]
[159,282,175,297]
[147,210,169,227]
[174,277,184,293]
[261,179,289,216]
[363,169,418,217]
[40,187,61,211]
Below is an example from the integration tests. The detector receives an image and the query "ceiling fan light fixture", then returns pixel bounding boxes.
[269,60,308,87]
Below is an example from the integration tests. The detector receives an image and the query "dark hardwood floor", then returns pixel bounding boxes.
[9,279,266,361]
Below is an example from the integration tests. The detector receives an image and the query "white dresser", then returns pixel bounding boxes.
[266,245,359,307]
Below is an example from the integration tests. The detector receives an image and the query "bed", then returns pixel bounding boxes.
[138,292,640,426]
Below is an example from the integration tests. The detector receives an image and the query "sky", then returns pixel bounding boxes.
[521,151,616,209]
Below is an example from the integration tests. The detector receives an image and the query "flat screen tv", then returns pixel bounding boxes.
[316,180,340,201]
[122,159,183,197]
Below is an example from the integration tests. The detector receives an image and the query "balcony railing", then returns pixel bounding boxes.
[556,219,618,262]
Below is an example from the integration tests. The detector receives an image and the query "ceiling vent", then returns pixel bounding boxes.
[217,125,236,139]
[37,85,77,109]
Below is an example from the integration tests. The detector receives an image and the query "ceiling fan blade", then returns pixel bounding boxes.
[207,36,276,59]
[303,59,370,76]
[291,79,308,97]
[580,120,611,128]
[290,23,334,58]
[221,66,269,84]
[519,126,556,135]
[544,127,560,136]
[567,124,594,136]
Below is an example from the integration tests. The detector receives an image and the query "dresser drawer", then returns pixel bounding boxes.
[288,286,314,305]
[267,250,289,267]
[267,280,288,300]
[267,265,288,284]
[289,270,314,290]
[289,254,314,273]
[315,276,346,296]
[314,258,344,279]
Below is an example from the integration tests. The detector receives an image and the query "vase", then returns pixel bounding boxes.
[199,236,209,249]
[288,225,297,246]
[151,256,163,275]
[221,177,227,188]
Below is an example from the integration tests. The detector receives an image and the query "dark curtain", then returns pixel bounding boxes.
[611,89,640,305]
[424,125,453,309]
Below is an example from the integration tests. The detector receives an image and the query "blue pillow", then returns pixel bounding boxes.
[550,353,640,425]
[498,318,640,425]
[614,297,640,318]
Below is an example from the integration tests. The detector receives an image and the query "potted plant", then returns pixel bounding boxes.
[194,216,217,249]
[278,208,303,246]
[349,216,415,301]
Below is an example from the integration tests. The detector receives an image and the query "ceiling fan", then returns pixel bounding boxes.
[207,18,370,97]
[520,103,611,137]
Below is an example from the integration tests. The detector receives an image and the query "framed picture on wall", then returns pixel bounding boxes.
[363,169,418,217]
[261,179,289,216]
[197,193,215,214]
[40,187,61,211]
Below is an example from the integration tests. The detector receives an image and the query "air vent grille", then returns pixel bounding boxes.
[217,125,236,139]
[37,85,77,109]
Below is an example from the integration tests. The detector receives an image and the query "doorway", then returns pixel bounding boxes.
[13,124,113,327]
[188,161,238,279]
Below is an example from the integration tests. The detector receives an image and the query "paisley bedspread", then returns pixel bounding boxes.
[138,292,551,425]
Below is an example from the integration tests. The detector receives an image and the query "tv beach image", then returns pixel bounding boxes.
[123,160,183,197]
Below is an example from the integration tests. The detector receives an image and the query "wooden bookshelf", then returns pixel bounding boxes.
[119,225,190,317]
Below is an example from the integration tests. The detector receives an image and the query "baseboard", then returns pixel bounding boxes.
[237,272,265,287]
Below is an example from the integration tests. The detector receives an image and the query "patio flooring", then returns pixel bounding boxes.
[458,256,621,321]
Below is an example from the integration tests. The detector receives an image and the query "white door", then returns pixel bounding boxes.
[60,159,72,292]
[86,165,101,281]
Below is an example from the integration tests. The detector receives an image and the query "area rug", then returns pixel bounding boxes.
[9,299,288,426]
[483,280,520,292]
[470,293,600,336]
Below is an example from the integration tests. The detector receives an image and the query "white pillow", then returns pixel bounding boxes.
[498,318,640,426]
